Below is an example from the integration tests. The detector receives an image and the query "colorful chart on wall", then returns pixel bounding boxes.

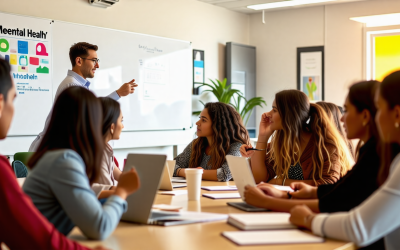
[374,34,400,81]
[0,13,52,136]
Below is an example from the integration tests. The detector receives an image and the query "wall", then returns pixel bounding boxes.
[249,0,400,132]
[0,0,250,81]
[0,0,249,159]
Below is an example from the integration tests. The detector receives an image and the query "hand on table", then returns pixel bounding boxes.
[243,185,269,208]
[116,79,138,97]
[289,204,315,230]
[289,182,318,199]
[257,182,287,199]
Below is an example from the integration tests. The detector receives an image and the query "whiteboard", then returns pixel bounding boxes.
[52,21,192,132]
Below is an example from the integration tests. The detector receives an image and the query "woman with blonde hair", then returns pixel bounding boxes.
[241,90,353,186]
[174,102,250,181]
[317,101,355,158]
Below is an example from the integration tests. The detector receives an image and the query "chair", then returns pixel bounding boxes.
[12,160,28,178]
[13,152,34,168]
[12,152,34,178]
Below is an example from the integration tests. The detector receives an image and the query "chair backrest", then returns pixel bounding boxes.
[12,160,28,178]
[13,152,34,168]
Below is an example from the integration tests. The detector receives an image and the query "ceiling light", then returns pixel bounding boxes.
[248,0,336,10]
[350,13,400,27]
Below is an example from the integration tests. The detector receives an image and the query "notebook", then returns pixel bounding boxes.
[171,177,187,183]
[227,213,296,230]
[202,193,241,199]
[158,190,187,196]
[201,186,238,191]
[222,230,324,246]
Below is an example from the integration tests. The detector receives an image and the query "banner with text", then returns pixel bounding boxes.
[0,13,52,135]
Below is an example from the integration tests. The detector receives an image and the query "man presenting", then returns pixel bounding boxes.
[29,42,137,151]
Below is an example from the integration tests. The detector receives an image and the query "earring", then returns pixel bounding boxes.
[396,122,399,129]
[363,121,367,127]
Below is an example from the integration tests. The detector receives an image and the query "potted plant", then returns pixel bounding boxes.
[194,78,266,126]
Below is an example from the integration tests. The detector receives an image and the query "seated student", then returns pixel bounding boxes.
[23,86,140,240]
[0,59,106,250]
[91,97,123,197]
[243,81,384,249]
[240,90,353,186]
[173,102,249,181]
[289,71,400,250]
[317,101,355,158]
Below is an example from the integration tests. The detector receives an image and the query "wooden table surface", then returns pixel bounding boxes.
[68,181,356,250]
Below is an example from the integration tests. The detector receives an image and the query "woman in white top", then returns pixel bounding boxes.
[92,97,123,198]
[289,70,400,250]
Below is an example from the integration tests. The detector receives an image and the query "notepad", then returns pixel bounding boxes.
[201,186,237,191]
[222,229,324,246]
[227,213,296,230]
[158,190,187,196]
[202,193,241,199]
[171,177,187,183]
[272,185,294,192]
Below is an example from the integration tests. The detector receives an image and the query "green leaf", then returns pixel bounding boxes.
[197,78,267,125]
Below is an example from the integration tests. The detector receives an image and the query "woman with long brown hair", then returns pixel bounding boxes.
[23,86,140,240]
[243,81,385,250]
[317,101,355,158]
[173,102,250,181]
[0,59,107,249]
[289,71,400,250]
[241,90,353,186]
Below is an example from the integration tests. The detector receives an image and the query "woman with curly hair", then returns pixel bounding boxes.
[240,89,354,186]
[173,102,250,181]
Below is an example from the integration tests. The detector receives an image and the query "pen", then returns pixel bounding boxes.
[245,148,266,152]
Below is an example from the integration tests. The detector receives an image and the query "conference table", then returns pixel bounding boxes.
[68,181,356,250]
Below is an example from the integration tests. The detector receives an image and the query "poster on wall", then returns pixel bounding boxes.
[297,46,324,101]
[193,49,204,95]
[0,12,52,135]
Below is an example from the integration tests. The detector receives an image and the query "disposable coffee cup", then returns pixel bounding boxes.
[185,169,203,201]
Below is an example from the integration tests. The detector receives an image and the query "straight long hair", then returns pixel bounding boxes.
[377,71,400,185]
[28,87,104,185]
[189,102,250,169]
[99,97,121,139]
[268,90,353,185]
[317,101,355,159]
[347,81,380,158]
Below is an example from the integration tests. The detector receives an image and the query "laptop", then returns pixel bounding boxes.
[159,160,187,190]
[121,153,226,225]
[225,155,268,212]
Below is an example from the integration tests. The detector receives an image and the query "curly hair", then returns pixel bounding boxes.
[189,102,250,169]
[268,90,353,185]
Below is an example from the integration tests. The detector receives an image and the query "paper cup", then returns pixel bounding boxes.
[185,169,203,201]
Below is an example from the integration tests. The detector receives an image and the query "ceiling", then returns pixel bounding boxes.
[197,0,370,14]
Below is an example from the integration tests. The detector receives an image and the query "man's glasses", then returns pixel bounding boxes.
[80,57,100,65]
